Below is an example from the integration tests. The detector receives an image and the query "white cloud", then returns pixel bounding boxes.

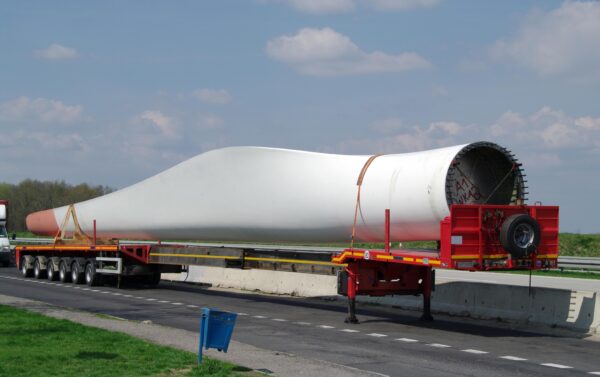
[33,43,79,60]
[0,96,84,124]
[491,1,600,77]
[266,27,431,76]
[136,110,177,137]
[490,106,600,149]
[197,114,225,129]
[489,110,526,137]
[193,89,232,105]
[575,116,600,130]
[362,0,439,11]
[339,118,467,154]
[334,106,600,166]
[271,0,437,13]
[278,0,354,14]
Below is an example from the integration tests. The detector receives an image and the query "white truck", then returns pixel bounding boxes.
[0,200,11,267]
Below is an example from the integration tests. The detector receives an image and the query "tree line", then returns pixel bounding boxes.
[0,180,113,232]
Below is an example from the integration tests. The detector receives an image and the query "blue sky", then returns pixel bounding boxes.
[1,0,599,232]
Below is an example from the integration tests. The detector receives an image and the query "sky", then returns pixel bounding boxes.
[1,0,599,233]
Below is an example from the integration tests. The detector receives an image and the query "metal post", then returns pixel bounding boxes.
[384,209,390,254]
[345,263,359,324]
[198,310,207,364]
[421,266,434,321]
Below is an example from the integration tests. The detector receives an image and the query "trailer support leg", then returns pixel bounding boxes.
[420,267,434,322]
[345,265,359,324]
[346,297,359,324]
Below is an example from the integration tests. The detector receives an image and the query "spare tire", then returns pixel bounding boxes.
[500,214,541,258]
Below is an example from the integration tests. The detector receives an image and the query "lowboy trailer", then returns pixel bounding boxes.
[15,203,558,323]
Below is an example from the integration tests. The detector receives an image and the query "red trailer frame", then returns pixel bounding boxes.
[14,203,558,323]
[333,204,559,323]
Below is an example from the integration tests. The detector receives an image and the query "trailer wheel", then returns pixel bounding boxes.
[145,272,161,287]
[500,214,541,258]
[33,258,46,279]
[59,260,71,283]
[85,262,100,287]
[21,257,33,278]
[47,261,58,281]
[71,262,85,284]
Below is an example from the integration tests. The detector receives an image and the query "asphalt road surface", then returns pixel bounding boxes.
[1,266,598,377]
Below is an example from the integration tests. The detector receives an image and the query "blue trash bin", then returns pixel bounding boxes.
[198,308,237,363]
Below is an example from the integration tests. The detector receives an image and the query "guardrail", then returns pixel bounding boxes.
[11,237,600,271]
[557,256,600,271]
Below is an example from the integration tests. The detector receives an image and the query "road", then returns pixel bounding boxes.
[1,266,598,377]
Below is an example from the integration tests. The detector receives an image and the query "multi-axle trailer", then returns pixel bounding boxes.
[16,203,559,323]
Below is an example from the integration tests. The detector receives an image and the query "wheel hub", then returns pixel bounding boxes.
[513,223,535,248]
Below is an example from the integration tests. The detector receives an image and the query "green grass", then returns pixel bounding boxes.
[558,233,600,257]
[0,305,252,377]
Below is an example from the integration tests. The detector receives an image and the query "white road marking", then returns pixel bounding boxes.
[340,329,359,333]
[81,288,90,291]
[187,305,198,308]
[237,312,248,316]
[101,291,111,294]
[272,318,288,322]
[427,343,451,348]
[146,298,157,301]
[158,300,169,303]
[318,325,335,329]
[293,321,311,325]
[72,286,80,289]
[367,333,387,337]
[122,294,132,297]
[588,372,600,375]
[112,293,122,296]
[396,338,418,343]
[253,315,267,319]
[541,363,573,369]
[172,302,183,305]
[91,289,100,292]
[500,356,527,361]
[462,349,488,354]
[134,296,145,299]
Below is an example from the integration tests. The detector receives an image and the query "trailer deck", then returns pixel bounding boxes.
[15,204,559,323]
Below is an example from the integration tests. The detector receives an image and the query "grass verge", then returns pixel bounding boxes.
[0,305,252,377]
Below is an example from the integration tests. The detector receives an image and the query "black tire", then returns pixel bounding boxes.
[71,262,84,284]
[500,214,541,258]
[85,262,100,287]
[33,258,46,279]
[21,257,33,278]
[59,260,71,283]
[145,272,161,287]
[47,261,58,281]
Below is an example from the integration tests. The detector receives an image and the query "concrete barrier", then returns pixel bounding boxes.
[162,266,600,334]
